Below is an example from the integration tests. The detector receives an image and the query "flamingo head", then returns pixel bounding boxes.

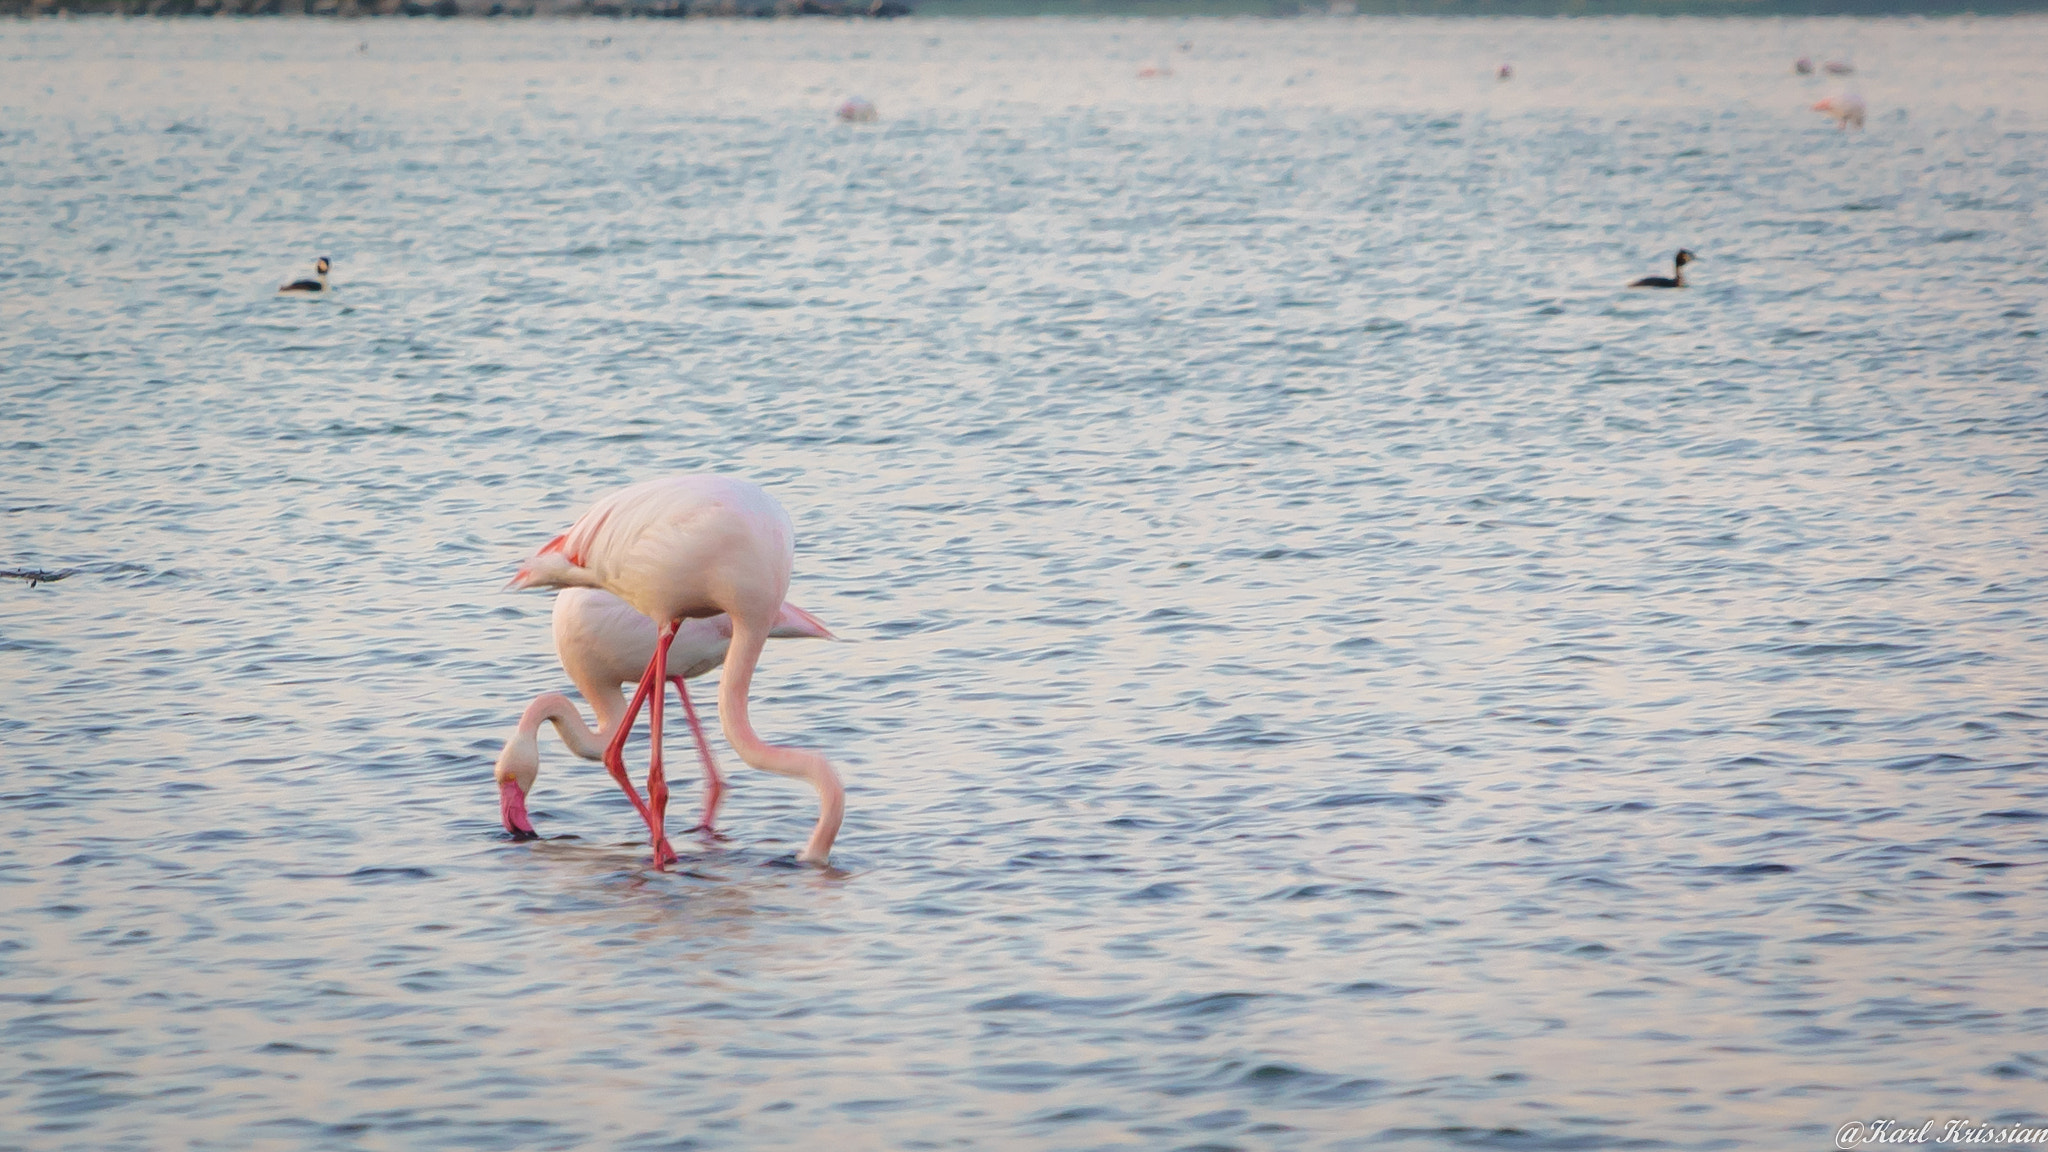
[494,731,540,840]
[770,602,838,641]
[505,534,598,592]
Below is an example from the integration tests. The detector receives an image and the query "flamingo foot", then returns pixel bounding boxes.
[651,836,680,867]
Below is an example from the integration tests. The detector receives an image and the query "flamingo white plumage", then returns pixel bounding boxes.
[493,587,835,845]
[505,475,844,865]
[1813,93,1866,131]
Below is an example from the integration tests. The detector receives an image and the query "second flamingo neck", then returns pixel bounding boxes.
[523,693,610,761]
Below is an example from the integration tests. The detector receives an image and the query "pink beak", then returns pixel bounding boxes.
[500,778,537,840]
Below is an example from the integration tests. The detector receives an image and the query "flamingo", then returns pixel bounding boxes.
[493,587,835,846]
[505,475,844,865]
[1813,94,1866,131]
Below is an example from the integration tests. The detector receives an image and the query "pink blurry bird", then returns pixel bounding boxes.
[492,588,834,846]
[1813,93,1866,131]
[506,475,844,866]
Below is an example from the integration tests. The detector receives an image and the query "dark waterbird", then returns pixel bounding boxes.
[1629,249,1696,289]
[2,568,74,588]
[279,257,330,294]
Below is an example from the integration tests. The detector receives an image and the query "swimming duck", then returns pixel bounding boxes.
[279,257,330,294]
[1628,249,1695,289]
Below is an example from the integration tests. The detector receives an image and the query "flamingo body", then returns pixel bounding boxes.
[508,475,844,865]
[1813,94,1866,131]
[531,476,793,629]
[555,588,832,692]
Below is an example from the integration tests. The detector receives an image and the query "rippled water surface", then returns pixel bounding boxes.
[5,14,2048,1150]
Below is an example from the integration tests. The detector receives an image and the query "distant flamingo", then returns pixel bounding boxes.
[493,588,835,844]
[506,475,845,865]
[1813,94,1866,131]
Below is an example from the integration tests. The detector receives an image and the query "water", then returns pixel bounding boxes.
[4,14,2047,1150]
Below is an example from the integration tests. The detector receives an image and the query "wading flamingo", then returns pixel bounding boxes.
[493,587,835,844]
[506,475,844,865]
[1813,94,1866,131]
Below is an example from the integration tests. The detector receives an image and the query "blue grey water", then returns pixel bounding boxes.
[3,14,2046,1151]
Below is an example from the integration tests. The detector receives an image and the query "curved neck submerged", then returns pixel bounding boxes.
[718,618,844,864]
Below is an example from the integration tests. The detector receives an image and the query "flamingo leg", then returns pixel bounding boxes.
[670,675,725,834]
[603,645,665,858]
[644,625,679,868]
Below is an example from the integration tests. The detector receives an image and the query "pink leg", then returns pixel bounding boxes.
[644,626,679,868]
[603,646,668,862]
[670,675,725,833]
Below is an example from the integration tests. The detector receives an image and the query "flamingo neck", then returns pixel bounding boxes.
[524,692,608,761]
[719,618,844,864]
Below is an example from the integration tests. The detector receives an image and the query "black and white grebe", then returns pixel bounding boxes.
[279,257,331,294]
[1628,249,1695,289]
